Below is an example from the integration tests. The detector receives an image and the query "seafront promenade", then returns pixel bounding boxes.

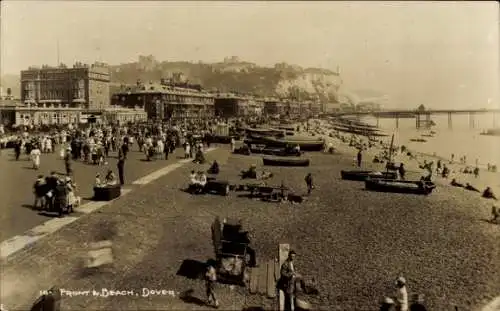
[0,145,191,242]
[1,139,499,311]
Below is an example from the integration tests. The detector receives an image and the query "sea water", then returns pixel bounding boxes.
[361,113,500,167]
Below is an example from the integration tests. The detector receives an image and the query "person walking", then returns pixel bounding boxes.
[398,163,406,180]
[205,261,219,308]
[357,149,362,167]
[305,173,314,195]
[30,144,41,170]
[117,146,126,185]
[64,147,73,177]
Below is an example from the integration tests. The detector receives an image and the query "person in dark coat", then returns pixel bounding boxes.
[14,138,21,161]
[44,172,59,211]
[164,139,170,160]
[117,147,126,185]
[278,250,306,306]
[305,173,314,195]
[357,149,362,167]
[64,148,72,177]
[398,163,406,180]
[30,286,61,311]
[409,294,428,311]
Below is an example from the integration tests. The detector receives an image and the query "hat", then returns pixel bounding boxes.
[288,250,296,256]
[396,276,406,285]
[383,297,395,304]
[65,176,71,182]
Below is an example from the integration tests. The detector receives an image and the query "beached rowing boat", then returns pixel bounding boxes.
[247,136,324,151]
[340,170,398,181]
[262,157,310,167]
[365,179,436,195]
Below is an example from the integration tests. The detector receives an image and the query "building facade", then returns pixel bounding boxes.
[102,108,148,125]
[281,100,300,118]
[111,82,215,120]
[1,99,83,126]
[21,62,110,110]
[263,98,285,116]
[214,94,263,118]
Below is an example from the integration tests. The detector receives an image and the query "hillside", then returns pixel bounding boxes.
[110,56,343,102]
[1,56,346,103]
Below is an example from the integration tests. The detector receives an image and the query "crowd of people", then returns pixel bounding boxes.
[1,120,225,217]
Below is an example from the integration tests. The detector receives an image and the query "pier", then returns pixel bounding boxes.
[326,109,500,129]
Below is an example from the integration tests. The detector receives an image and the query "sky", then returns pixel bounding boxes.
[1,1,498,109]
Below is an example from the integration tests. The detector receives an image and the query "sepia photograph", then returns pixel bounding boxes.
[0,1,499,310]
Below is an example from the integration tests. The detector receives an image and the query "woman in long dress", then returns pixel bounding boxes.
[30,144,41,170]
[65,177,78,212]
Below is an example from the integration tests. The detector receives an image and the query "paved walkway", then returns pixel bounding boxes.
[0,146,188,241]
[0,147,230,311]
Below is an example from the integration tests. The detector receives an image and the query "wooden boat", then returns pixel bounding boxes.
[245,128,284,137]
[410,138,427,142]
[262,157,310,167]
[341,170,397,181]
[331,125,388,137]
[365,179,436,195]
[249,136,324,151]
[261,147,301,157]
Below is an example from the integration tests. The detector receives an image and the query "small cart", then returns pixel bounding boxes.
[211,217,251,285]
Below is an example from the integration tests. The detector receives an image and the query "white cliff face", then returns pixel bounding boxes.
[275,72,342,102]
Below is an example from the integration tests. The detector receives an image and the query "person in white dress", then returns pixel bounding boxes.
[45,136,52,153]
[395,276,408,311]
[30,145,41,170]
[184,142,191,159]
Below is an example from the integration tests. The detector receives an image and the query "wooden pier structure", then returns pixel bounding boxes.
[325,108,500,129]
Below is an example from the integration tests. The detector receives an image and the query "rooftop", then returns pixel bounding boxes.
[114,83,214,98]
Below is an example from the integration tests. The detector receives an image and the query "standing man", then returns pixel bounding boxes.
[279,250,306,311]
[64,147,73,177]
[305,173,314,195]
[398,163,406,180]
[117,145,126,185]
[357,149,362,167]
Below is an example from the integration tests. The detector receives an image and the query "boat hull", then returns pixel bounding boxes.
[341,170,397,181]
[245,137,324,151]
[365,179,436,195]
[262,157,310,167]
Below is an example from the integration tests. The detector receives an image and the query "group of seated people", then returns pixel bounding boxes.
[241,164,273,180]
[188,170,208,193]
[95,170,117,187]
[450,179,498,200]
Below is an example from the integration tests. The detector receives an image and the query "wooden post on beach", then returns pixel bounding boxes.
[448,112,452,129]
[395,115,399,129]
